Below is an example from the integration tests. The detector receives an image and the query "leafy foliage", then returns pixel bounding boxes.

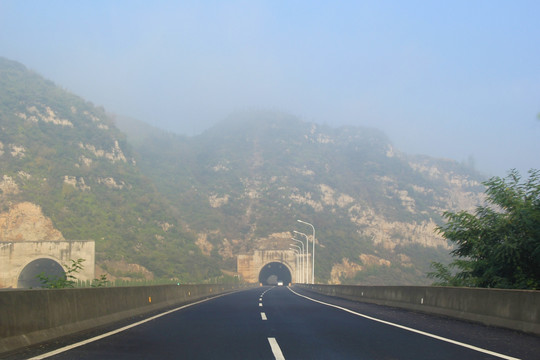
[0,57,220,282]
[37,258,85,288]
[2,57,486,284]
[430,169,540,289]
[91,274,110,287]
[117,111,482,284]
[37,258,111,288]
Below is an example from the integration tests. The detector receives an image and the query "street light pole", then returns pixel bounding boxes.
[293,230,310,284]
[289,242,306,283]
[289,247,300,283]
[291,238,305,283]
[290,243,303,283]
[297,219,315,284]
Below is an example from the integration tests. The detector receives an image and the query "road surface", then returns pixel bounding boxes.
[9,286,539,359]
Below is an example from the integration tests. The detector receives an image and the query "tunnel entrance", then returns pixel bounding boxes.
[258,262,292,285]
[17,258,65,288]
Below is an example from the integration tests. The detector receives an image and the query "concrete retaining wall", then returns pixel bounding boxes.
[0,284,247,355]
[298,285,540,335]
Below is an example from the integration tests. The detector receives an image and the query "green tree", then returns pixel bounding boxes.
[37,258,85,289]
[91,274,110,287]
[429,169,540,289]
[37,258,110,288]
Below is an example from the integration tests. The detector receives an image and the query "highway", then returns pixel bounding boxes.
[10,286,539,359]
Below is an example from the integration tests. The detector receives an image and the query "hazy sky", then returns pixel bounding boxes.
[1,1,539,176]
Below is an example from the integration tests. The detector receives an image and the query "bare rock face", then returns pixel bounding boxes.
[99,260,154,280]
[0,175,20,195]
[196,233,214,256]
[330,258,363,284]
[256,232,294,250]
[0,202,64,241]
[330,254,392,284]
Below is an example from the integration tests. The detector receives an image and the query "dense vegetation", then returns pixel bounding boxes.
[2,57,487,284]
[429,170,540,289]
[117,112,484,284]
[0,57,220,281]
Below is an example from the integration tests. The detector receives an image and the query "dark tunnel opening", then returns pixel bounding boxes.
[258,262,292,285]
[17,258,65,288]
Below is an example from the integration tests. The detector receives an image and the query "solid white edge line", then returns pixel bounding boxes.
[268,337,285,360]
[28,291,236,360]
[261,312,267,320]
[288,287,520,360]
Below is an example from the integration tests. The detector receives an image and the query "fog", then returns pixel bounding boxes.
[1,1,538,176]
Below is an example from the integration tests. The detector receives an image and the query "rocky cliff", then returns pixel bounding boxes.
[117,111,486,284]
[0,57,487,284]
[0,202,64,242]
[0,57,220,281]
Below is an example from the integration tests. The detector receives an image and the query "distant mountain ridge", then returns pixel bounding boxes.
[1,57,486,284]
[0,57,219,282]
[117,111,485,284]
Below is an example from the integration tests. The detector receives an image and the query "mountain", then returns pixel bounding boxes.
[116,111,486,284]
[0,57,219,282]
[1,57,486,285]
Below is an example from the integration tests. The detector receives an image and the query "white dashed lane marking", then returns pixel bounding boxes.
[261,287,286,359]
[268,337,285,360]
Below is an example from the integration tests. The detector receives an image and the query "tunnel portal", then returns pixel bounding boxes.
[1,240,95,288]
[237,250,298,284]
[17,258,65,288]
[258,261,292,285]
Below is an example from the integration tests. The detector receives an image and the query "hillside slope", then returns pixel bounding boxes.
[0,57,219,281]
[117,111,486,284]
[0,56,486,285]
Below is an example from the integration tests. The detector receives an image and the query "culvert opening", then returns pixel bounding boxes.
[17,258,65,288]
[258,262,292,285]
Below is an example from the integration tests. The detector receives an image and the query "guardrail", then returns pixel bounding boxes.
[0,283,251,356]
[297,284,540,336]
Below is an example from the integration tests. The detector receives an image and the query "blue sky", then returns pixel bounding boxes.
[1,0,539,176]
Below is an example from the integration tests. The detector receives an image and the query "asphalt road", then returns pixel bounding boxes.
[10,286,540,359]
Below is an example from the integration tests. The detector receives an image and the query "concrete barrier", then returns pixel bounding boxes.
[0,284,249,355]
[298,285,540,335]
